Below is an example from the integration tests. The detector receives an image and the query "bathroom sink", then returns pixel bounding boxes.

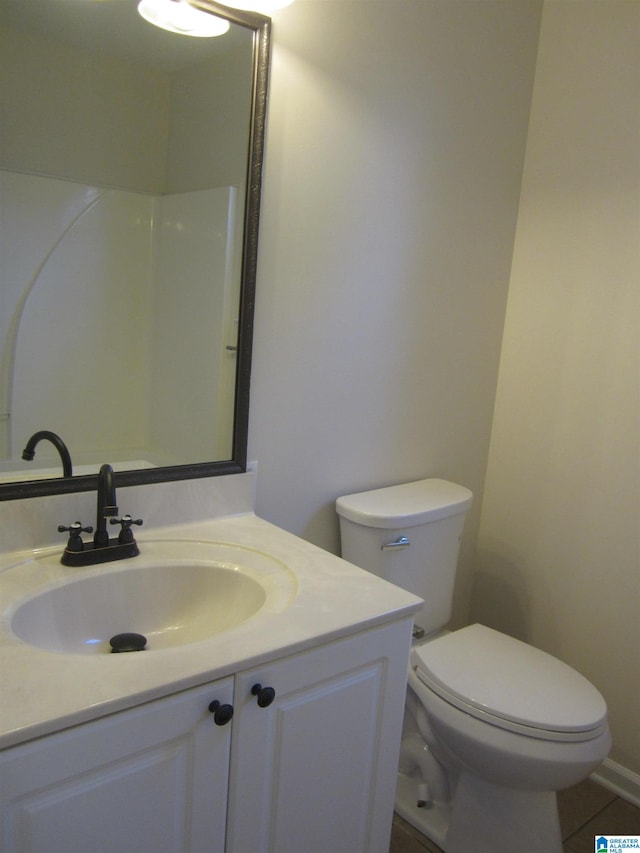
[7,541,297,655]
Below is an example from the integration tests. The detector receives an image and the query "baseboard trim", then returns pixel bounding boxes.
[591,759,640,808]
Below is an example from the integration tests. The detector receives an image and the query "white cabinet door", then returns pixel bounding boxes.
[0,679,234,853]
[226,619,412,853]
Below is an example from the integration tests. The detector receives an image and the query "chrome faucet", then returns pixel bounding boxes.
[94,463,118,548]
[22,430,73,477]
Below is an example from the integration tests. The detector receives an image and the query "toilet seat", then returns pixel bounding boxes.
[412,624,608,743]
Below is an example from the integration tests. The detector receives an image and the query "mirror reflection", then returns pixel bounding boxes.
[0,0,268,496]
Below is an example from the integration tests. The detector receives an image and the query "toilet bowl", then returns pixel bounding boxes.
[336,479,611,853]
[393,625,610,852]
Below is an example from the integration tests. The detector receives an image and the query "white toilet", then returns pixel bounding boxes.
[336,479,611,853]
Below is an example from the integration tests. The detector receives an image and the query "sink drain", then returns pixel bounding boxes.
[109,632,147,653]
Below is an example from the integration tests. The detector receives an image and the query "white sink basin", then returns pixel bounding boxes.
[6,541,297,655]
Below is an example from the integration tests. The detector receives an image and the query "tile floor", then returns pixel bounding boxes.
[389,779,640,853]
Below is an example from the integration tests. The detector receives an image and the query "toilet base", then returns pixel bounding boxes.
[395,770,563,853]
[395,772,451,848]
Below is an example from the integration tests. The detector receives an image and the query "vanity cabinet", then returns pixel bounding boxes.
[0,679,235,853]
[0,620,410,853]
[226,620,408,853]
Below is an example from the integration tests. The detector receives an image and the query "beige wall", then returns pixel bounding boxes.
[474,1,640,779]
[251,0,638,787]
[249,0,542,629]
[165,45,253,194]
[0,27,170,193]
[0,26,251,196]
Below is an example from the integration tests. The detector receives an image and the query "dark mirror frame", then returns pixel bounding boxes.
[0,2,271,502]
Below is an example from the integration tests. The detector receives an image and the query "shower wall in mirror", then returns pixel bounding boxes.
[0,0,270,497]
[2,173,240,474]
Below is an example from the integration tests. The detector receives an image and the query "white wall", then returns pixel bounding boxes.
[249,0,543,628]
[474,1,640,780]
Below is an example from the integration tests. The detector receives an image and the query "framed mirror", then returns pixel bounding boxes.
[0,0,270,500]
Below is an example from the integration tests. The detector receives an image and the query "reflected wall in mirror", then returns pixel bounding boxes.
[0,0,270,500]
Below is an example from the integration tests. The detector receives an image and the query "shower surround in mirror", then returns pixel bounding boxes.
[0,171,240,478]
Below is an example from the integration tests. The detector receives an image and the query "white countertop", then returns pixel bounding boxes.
[0,512,421,749]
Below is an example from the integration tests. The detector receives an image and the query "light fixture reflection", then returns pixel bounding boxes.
[137,0,230,37]
[218,0,294,12]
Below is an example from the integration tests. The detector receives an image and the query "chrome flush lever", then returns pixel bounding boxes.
[381,536,410,551]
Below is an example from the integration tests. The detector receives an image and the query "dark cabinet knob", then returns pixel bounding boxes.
[208,700,234,726]
[251,683,276,708]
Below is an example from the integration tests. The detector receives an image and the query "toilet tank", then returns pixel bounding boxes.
[336,479,473,634]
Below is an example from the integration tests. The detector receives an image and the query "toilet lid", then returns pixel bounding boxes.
[412,625,607,740]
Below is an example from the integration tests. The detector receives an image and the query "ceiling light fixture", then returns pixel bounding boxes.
[137,0,230,37]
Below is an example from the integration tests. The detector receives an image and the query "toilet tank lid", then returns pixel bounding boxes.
[336,479,473,528]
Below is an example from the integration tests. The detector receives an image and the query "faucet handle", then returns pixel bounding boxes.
[58,522,93,552]
[110,515,143,544]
